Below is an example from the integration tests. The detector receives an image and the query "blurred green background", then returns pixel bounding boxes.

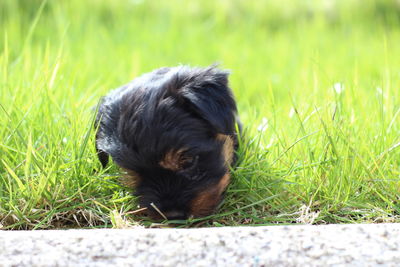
[1,0,400,119]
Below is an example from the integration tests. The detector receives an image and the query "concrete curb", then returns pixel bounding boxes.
[1,223,399,266]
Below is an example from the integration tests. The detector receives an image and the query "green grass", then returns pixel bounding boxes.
[0,0,399,229]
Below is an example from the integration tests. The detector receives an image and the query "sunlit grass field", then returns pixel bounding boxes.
[0,0,399,229]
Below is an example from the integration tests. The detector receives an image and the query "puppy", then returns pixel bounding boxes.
[95,65,240,220]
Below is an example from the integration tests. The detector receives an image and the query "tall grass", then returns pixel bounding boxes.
[0,0,399,229]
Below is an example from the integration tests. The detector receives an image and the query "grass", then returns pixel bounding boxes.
[0,0,399,230]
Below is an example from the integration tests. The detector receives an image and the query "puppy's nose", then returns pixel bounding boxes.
[164,210,186,220]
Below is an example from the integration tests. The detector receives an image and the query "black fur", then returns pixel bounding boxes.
[95,65,240,220]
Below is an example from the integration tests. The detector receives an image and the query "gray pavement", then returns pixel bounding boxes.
[0,223,399,266]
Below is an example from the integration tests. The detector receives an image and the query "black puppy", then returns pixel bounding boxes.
[95,65,240,220]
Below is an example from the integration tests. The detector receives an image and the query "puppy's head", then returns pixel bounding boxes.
[96,66,239,220]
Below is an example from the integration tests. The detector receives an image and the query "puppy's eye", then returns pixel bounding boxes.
[181,155,198,170]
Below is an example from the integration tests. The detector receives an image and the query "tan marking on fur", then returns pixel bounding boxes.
[216,134,234,166]
[120,168,141,188]
[190,190,217,218]
[216,172,231,194]
[159,149,188,171]
[190,172,231,217]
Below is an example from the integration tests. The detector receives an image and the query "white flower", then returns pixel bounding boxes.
[257,117,269,132]
[289,107,296,118]
[333,82,344,94]
[376,87,383,95]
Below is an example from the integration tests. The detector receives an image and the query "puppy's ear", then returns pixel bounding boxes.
[95,107,110,168]
[172,66,237,135]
